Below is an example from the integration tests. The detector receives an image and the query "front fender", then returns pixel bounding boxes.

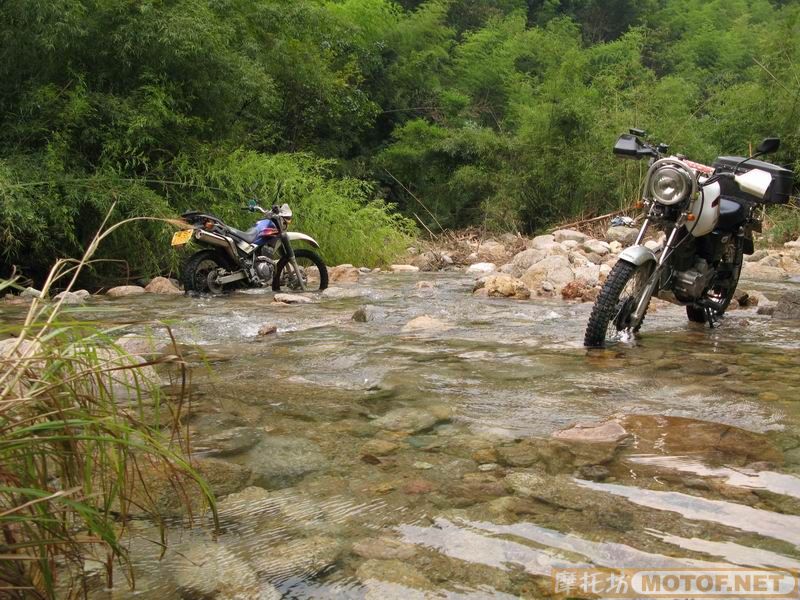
[618,245,657,266]
[287,232,320,248]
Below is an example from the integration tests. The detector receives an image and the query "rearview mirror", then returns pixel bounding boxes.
[756,137,780,155]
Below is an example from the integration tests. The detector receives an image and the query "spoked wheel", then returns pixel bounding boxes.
[272,249,328,292]
[687,238,744,324]
[584,260,655,348]
[182,250,231,294]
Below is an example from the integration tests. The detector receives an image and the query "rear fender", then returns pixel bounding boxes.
[618,245,657,266]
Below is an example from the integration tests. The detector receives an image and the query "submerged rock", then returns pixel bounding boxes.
[373,405,451,432]
[353,537,417,561]
[273,293,312,304]
[169,541,260,599]
[199,427,264,457]
[357,559,433,598]
[552,419,631,465]
[245,435,329,489]
[401,315,452,333]
[245,535,341,581]
[360,438,400,456]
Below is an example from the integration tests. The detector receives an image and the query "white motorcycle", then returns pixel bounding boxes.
[584,128,793,347]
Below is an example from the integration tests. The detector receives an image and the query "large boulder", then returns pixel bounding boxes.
[520,255,574,293]
[605,226,638,246]
[773,290,800,320]
[482,274,530,299]
[144,277,182,294]
[509,249,546,274]
[106,285,145,297]
[741,262,787,281]
[553,229,587,243]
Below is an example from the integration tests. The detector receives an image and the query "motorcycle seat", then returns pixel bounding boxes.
[228,226,260,243]
[717,197,748,231]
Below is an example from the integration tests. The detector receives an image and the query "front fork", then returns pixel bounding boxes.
[630,215,686,326]
[280,233,307,292]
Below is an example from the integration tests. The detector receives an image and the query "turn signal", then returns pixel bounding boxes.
[686,214,696,222]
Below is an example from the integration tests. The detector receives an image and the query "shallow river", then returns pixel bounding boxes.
[37,271,800,598]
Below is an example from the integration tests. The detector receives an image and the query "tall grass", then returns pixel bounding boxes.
[0,211,214,599]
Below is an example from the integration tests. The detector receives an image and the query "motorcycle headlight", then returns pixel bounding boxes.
[649,166,691,205]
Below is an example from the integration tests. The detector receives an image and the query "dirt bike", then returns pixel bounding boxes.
[173,198,328,294]
[584,128,793,347]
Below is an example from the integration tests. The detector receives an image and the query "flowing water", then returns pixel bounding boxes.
[13,271,800,599]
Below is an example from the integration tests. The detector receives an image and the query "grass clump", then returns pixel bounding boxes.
[0,214,214,599]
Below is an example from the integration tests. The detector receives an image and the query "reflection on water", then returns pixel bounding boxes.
[9,271,797,598]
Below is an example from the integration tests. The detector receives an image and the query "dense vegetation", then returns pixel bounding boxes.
[1,0,798,283]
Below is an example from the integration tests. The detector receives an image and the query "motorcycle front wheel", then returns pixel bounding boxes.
[584,260,654,348]
[272,248,329,292]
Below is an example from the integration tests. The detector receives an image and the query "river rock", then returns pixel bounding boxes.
[246,535,341,581]
[329,264,360,283]
[20,287,43,299]
[144,276,182,294]
[553,229,587,243]
[390,264,420,273]
[373,406,451,432]
[361,438,400,456]
[106,285,145,297]
[741,262,787,281]
[561,279,597,302]
[476,240,507,263]
[357,559,433,597]
[526,234,555,250]
[582,239,609,255]
[606,226,638,245]
[200,427,264,457]
[504,471,547,497]
[520,254,574,293]
[482,274,530,299]
[273,293,312,304]
[115,332,170,358]
[401,315,452,333]
[508,248,546,274]
[353,305,382,322]
[169,541,260,599]
[53,290,85,304]
[258,323,278,336]
[353,537,417,561]
[552,420,631,465]
[245,436,329,489]
[773,290,800,320]
[466,262,496,275]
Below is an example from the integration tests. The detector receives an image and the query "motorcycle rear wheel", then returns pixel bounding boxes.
[584,260,654,348]
[272,249,329,292]
[182,249,233,294]
[686,237,744,323]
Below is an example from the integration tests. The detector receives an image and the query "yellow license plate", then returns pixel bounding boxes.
[171,229,194,246]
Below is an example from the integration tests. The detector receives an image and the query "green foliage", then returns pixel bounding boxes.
[1,0,799,284]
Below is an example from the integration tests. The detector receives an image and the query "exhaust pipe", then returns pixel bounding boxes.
[194,230,238,263]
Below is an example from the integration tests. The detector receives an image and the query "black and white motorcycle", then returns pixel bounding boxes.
[584,128,793,347]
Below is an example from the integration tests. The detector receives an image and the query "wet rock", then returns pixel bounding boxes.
[361,438,400,456]
[353,537,417,561]
[561,279,597,302]
[757,304,776,316]
[244,436,329,489]
[466,262,496,275]
[401,315,452,333]
[193,457,252,497]
[115,332,171,358]
[606,226,638,245]
[482,274,530,299]
[553,229,587,243]
[53,290,85,304]
[504,471,547,497]
[357,559,433,597]
[577,464,610,481]
[496,443,539,468]
[389,264,420,273]
[329,264,360,283]
[145,276,182,294]
[217,485,274,518]
[258,323,278,336]
[373,406,450,432]
[773,290,800,320]
[106,285,146,297]
[413,461,434,470]
[273,293,312,304]
[402,479,435,494]
[169,540,260,599]
[552,420,631,465]
[199,427,264,457]
[246,535,341,581]
[353,305,382,322]
[520,255,574,293]
[472,447,498,464]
